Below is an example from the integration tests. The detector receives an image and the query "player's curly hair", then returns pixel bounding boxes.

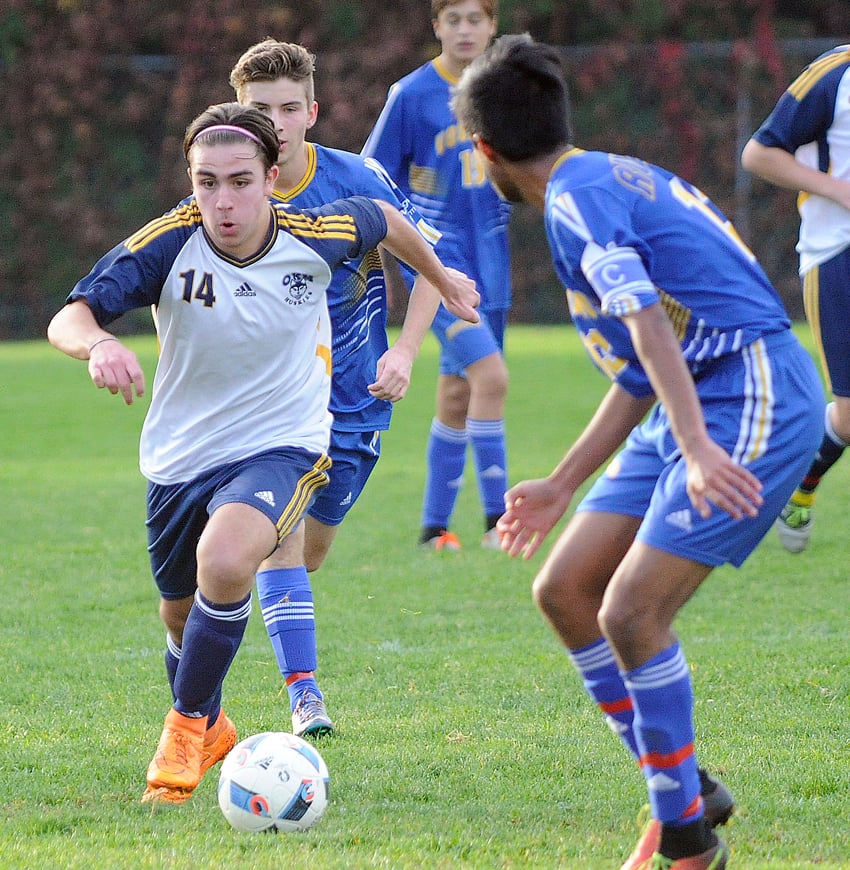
[183,102,280,171]
[453,33,572,162]
[229,39,316,104]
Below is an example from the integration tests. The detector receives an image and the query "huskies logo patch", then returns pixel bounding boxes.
[282,272,315,305]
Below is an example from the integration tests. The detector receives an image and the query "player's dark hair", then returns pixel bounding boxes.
[229,39,316,103]
[452,33,572,162]
[183,102,280,170]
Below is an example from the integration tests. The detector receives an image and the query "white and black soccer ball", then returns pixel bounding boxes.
[217,731,329,833]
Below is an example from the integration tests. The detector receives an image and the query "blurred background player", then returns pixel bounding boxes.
[742,45,850,553]
[454,35,823,869]
[230,39,455,737]
[47,103,479,804]
[362,0,511,551]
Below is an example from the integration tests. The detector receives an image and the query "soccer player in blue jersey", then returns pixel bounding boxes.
[229,38,455,738]
[453,35,824,869]
[47,103,479,805]
[742,45,850,554]
[362,0,512,551]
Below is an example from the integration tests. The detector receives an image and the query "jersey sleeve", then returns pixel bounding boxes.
[361,83,410,188]
[66,211,193,325]
[548,185,656,308]
[294,196,389,267]
[752,56,848,152]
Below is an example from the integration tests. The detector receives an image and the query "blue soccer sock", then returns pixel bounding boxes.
[569,637,640,759]
[467,417,507,528]
[165,631,222,727]
[624,642,702,825]
[173,591,251,719]
[257,567,320,710]
[421,418,467,531]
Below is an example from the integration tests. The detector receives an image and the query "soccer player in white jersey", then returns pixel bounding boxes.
[47,102,479,805]
[742,45,850,553]
[453,35,823,869]
[229,39,447,738]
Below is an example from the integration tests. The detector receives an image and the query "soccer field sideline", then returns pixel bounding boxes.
[0,326,847,868]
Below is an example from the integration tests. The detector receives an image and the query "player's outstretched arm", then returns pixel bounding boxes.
[369,273,442,402]
[373,200,480,323]
[47,300,146,405]
[499,384,654,560]
[624,303,762,519]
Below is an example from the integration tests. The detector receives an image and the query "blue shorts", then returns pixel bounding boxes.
[146,447,330,600]
[431,306,508,377]
[578,331,823,567]
[308,429,381,526]
[803,245,850,397]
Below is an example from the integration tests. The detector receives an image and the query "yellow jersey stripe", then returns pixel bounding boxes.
[789,48,850,101]
[126,203,201,252]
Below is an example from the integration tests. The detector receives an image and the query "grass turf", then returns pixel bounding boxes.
[0,326,847,868]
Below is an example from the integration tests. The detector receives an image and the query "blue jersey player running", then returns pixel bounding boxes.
[229,39,457,738]
[47,103,479,806]
[742,44,850,553]
[453,35,824,869]
[362,0,512,551]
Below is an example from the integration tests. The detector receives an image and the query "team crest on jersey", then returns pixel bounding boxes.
[282,271,315,306]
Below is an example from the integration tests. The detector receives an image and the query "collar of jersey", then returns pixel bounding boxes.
[432,56,459,85]
[202,205,278,267]
[272,142,317,202]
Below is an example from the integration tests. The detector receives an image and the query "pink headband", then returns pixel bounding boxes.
[193,124,264,148]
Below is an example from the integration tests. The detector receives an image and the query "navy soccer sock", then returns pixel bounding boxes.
[173,591,250,718]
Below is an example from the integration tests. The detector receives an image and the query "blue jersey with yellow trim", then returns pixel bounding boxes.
[362,57,512,312]
[545,149,790,397]
[273,142,429,432]
[68,195,387,484]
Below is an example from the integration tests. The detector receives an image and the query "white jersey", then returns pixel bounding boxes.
[67,196,388,484]
[752,45,850,273]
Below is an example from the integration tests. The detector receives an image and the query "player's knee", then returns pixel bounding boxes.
[597,597,651,656]
[159,596,192,640]
[531,566,565,619]
[304,548,328,573]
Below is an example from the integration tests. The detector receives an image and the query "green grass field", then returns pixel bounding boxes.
[0,325,847,869]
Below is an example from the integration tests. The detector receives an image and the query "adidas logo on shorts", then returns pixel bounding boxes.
[664,508,692,532]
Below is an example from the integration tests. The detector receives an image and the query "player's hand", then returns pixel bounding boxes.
[498,477,573,560]
[684,439,763,520]
[369,345,414,402]
[438,267,480,324]
[88,340,145,405]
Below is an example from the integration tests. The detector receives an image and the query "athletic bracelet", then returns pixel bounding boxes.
[87,337,118,355]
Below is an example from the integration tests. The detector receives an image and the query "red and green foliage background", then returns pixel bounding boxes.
[1,0,847,338]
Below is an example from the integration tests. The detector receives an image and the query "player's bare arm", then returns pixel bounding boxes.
[500,384,654,560]
[47,299,146,405]
[624,303,763,520]
[373,200,480,323]
[369,274,443,402]
[741,140,850,211]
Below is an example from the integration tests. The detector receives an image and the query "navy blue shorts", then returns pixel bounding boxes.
[146,447,330,599]
[578,331,823,567]
[802,245,850,397]
[308,429,381,526]
[431,306,508,377]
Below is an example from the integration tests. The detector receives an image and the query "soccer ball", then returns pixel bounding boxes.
[217,731,329,833]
